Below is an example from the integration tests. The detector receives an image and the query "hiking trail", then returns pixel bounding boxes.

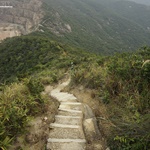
[46,78,102,150]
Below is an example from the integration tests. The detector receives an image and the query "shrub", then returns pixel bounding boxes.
[26,77,44,96]
[0,82,46,149]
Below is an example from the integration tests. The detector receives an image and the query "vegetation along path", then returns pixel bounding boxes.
[46,78,103,150]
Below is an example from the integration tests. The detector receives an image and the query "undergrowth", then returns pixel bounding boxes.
[71,47,150,149]
[0,78,48,149]
[0,35,88,149]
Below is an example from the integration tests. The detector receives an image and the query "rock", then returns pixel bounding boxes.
[25,134,39,144]
[83,104,101,141]
[43,117,48,122]
[83,118,101,140]
[94,143,103,150]
[83,104,95,119]
[0,0,44,41]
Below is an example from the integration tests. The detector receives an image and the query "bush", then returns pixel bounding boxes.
[0,82,46,149]
[26,77,44,96]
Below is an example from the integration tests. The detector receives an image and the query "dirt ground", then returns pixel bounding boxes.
[9,86,59,150]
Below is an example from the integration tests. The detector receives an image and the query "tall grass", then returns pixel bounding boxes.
[0,80,47,149]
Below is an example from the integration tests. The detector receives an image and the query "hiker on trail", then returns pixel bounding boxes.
[70,62,74,76]
[71,62,74,70]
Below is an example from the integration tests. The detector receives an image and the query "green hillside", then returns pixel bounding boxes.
[37,0,150,54]
[0,36,87,84]
[109,0,150,29]
[0,35,149,149]
[0,35,89,149]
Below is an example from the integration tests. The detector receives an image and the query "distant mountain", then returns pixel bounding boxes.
[128,0,150,5]
[38,0,150,54]
[1,0,150,54]
[108,0,150,29]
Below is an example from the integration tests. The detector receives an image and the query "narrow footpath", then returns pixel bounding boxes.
[46,78,102,150]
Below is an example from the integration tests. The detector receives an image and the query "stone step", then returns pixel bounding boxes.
[47,140,86,150]
[50,123,80,129]
[47,138,86,143]
[58,110,83,116]
[55,116,81,125]
[48,79,86,150]
[51,93,68,99]
[58,97,77,101]
[53,92,70,97]
[61,102,82,105]
[48,127,85,139]
[58,108,82,113]
[55,115,82,119]
[51,92,77,101]
[58,99,77,102]
[59,104,82,111]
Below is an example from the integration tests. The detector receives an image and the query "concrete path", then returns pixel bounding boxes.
[47,79,86,150]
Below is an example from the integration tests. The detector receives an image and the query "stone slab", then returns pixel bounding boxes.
[48,128,85,139]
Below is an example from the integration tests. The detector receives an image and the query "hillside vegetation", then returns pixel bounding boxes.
[0,35,89,149]
[37,0,150,54]
[109,0,150,29]
[71,47,150,149]
[0,35,149,149]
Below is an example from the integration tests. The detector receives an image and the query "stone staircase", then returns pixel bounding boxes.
[47,79,86,150]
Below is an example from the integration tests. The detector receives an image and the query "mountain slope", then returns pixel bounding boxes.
[108,0,150,29]
[1,0,150,54]
[0,35,87,83]
[0,0,43,41]
[129,0,150,5]
[38,0,150,54]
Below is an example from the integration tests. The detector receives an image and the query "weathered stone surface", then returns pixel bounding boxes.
[83,118,101,140]
[83,104,95,119]
[47,138,86,143]
[47,141,86,150]
[48,127,85,139]
[47,78,103,150]
[59,104,82,111]
[47,78,86,150]
[50,123,80,129]
[55,116,81,125]
[0,0,43,41]
[83,104,101,141]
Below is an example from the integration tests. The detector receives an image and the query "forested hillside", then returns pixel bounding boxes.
[0,35,149,149]
[0,35,88,149]
[0,35,87,84]
[109,0,150,29]
[35,0,150,54]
